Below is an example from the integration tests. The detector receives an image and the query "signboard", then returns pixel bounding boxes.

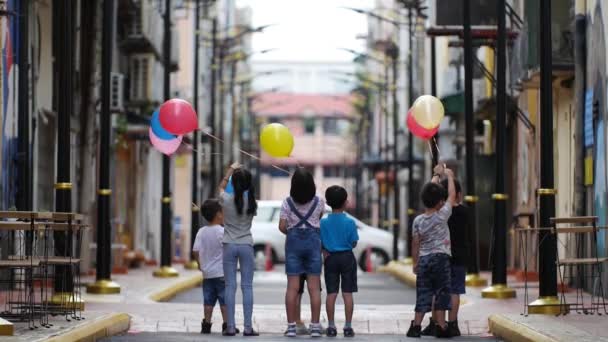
[584,90,594,147]
[431,0,497,28]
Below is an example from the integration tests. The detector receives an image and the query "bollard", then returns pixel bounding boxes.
[265,243,274,271]
[366,245,373,273]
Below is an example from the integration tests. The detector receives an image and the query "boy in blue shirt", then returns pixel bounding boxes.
[320,186,359,338]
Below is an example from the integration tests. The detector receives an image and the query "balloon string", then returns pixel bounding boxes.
[427,136,442,162]
[190,130,291,175]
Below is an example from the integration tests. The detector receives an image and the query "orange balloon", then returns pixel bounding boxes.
[411,95,445,129]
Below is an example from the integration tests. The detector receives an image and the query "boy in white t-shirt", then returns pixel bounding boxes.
[193,199,238,335]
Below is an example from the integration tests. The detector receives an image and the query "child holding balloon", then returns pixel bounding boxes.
[219,163,259,337]
[279,168,325,338]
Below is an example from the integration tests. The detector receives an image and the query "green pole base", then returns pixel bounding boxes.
[86,279,121,294]
[153,266,179,278]
[465,273,488,287]
[481,284,516,299]
[48,292,85,310]
[528,296,569,315]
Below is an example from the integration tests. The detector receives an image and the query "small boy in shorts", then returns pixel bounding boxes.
[321,185,359,338]
[192,199,238,335]
[407,166,456,338]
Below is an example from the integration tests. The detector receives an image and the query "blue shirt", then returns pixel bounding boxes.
[320,213,359,252]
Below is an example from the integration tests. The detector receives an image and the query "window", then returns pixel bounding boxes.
[323,119,338,135]
[262,166,291,177]
[323,166,343,178]
[303,118,315,134]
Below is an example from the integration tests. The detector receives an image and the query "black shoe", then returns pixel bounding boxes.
[435,324,452,338]
[222,323,240,334]
[243,329,259,336]
[448,320,461,337]
[420,318,435,336]
[201,320,212,334]
[406,321,421,338]
[326,326,337,337]
[343,327,355,338]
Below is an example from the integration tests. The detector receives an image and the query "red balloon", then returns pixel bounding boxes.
[407,110,439,140]
[159,99,198,135]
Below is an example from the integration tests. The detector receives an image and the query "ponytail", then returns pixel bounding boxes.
[231,168,257,216]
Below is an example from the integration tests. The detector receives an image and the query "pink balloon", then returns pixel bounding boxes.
[149,127,183,155]
[159,99,198,135]
[406,110,439,140]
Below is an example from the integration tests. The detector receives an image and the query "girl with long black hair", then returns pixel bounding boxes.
[219,163,258,336]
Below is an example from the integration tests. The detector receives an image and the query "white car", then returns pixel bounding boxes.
[251,201,403,271]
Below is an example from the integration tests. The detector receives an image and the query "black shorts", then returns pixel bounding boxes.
[298,274,322,294]
[324,251,358,294]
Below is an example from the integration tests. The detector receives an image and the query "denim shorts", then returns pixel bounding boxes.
[202,277,225,306]
[450,264,466,295]
[285,228,322,276]
[415,253,451,313]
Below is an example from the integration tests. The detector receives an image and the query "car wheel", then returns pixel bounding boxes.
[359,248,389,272]
[253,245,275,270]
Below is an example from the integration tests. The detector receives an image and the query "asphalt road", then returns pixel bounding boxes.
[169,266,417,305]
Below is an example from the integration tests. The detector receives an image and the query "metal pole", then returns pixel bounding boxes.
[217,45,225,173]
[383,60,390,230]
[17,0,31,213]
[462,0,486,287]
[154,0,179,278]
[406,7,415,260]
[430,36,439,168]
[482,0,515,298]
[573,1,587,220]
[528,0,559,314]
[209,18,218,193]
[390,45,400,261]
[186,0,201,270]
[87,0,120,294]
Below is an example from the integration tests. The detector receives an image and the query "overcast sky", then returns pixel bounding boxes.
[236,0,374,62]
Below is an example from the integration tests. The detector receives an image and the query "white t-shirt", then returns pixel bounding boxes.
[192,225,224,279]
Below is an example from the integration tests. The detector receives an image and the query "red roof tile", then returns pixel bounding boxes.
[252,92,354,118]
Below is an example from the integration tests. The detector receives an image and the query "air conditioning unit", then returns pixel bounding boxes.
[428,0,497,29]
[129,53,163,103]
[110,72,125,112]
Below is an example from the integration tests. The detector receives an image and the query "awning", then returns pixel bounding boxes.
[440,92,464,115]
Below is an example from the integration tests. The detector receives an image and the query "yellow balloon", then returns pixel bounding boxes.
[411,95,445,129]
[260,123,294,158]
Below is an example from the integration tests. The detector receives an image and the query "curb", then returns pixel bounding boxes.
[488,314,557,342]
[379,261,416,288]
[148,272,203,302]
[43,312,131,342]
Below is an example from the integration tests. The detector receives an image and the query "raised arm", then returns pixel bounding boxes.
[431,163,445,184]
[218,162,240,195]
[445,168,456,206]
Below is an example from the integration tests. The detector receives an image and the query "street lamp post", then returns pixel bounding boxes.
[17,0,31,214]
[154,0,179,278]
[462,0,487,287]
[388,43,400,261]
[528,0,560,314]
[406,7,416,262]
[87,0,121,294]
[208,18,218,194]
[482,0,515,298]
[185,0,202,271]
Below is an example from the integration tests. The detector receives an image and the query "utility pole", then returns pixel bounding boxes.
[154,0,179,278]
[482,0,515,298]
[528,0,560,314]
[383,59,390,229]
[430,36,439,168]
[185,0,202,271]
[462,0,487,287]
[87,0,121,294]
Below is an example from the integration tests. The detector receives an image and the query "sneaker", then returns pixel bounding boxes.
[435,324,452,338]
[222,323,240,334]
[310,324,322,338]
[406,320,421,338]
[343,327,355,338]
[296,323,310,335]
[448,320,461,337]
[326,326,337,337]
[285,324,297,338]
[420,318,435,336]
[201,320,212,334]
[243,328,259,337]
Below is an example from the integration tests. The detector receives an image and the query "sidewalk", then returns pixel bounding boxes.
[381,261,608,342]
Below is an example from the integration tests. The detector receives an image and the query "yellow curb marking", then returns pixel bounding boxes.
[45,312,131,342]
[149,273,203,302]
[488,314,558,342]
[0,317,13,336]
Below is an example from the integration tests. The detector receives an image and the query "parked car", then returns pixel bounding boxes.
[251,201,403,271]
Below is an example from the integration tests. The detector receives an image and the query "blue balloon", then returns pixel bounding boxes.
[150,110,176,140]
[225,176,234,194]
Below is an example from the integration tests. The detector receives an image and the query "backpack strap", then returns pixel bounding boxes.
[286,197,319,229]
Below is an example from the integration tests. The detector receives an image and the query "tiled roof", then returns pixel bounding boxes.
[252,92,354,118]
